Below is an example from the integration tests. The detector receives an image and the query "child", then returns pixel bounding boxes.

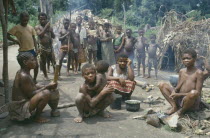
[74,63,114,123]
[135,29,148,77]
[159,48,203,116]
[69,23,80,74]
[113,25,124,59]
[87,21,98,65]
[123,29,136,68]
[58,18,71,76]
[35,12,56,80]
[86,60,109,93]
[8,52,59,123]
[99,23,116,65]
[7,12,38,83]
[147,34,161,79]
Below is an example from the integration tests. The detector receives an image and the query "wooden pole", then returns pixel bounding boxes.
[122,3,126,31]
[0,0,9,103]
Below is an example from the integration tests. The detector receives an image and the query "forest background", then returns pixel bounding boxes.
[0,0,210,41]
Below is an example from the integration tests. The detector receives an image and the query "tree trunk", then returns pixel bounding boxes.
[0,0,9,103]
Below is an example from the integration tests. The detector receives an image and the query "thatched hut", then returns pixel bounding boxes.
[157,11,210,72]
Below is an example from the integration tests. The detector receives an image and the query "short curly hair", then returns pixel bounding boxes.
[17,52,33,67]
[183,48,197,59]
[96,60,109,73]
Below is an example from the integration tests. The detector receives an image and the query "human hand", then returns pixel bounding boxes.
[119,78,126,87]
[102,86,114,94]
[46,82,57,90]
[169,92,179,99]
[127,59,132,66]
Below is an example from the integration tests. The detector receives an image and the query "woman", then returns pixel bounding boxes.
[113,25,124,59]
[107,54,136,100]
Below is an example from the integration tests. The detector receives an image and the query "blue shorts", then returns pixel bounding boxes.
[19,49,37,57]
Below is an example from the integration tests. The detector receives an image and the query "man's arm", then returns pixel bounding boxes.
[7,33,19,45]
[35,22,50,37]
[32,35,37,51]
[174,70,184,93]
[59,30,69,41]
[127,59,134,81]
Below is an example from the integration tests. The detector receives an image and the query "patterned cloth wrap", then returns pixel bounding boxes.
[108,80,136,93]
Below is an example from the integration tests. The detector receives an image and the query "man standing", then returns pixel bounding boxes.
[35,12,56,80]
[7,12,38,83]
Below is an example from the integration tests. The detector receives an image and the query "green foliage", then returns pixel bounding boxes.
[99,8,114,19]
[186,10,202,21]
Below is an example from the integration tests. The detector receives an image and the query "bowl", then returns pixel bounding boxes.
[125,100,141,112]
[169,75,179,87]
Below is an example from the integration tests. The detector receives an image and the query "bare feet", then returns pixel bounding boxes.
[98,111,111,118]
[74,71,78,75]
[74,115,83,123]
[166,107,178,115]
[51,110,60,117]
[146,76,151,79]
[34,117,50,123]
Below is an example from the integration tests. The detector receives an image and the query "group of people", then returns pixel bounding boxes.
[6,11,210,124]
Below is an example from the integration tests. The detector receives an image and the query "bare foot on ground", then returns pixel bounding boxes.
[34,117,50,123]
[51,110,60,117]
[99,111,111,118]
[74,116,83,123]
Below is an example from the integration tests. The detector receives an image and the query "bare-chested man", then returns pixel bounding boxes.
[8,52,59,123]
[159,48,203,116]
[123,29,136,68]
[35,12,56,80]
[147,34,161,79]
[58,18,72,76]
[135,29,148,77]
[70,23,80,74]
[74,63,114,123]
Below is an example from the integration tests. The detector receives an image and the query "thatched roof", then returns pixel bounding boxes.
[157,11,210,71]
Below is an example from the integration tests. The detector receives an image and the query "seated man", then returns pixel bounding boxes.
[159,48,203,116]
[8,52,59,123]
[74,63,114,123]
[107,54,136,101]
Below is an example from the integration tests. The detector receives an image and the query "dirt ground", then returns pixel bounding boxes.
[0,46,208,137]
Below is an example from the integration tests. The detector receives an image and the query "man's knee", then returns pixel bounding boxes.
[158,82,166,89]
[189,90,199,99]
[42,90,51,99]
[75,93,85,104]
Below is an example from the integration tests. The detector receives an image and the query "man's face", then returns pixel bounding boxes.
[64,21,70,29]
[70,24,76,31]
[138,30,144,36]
[83,68,96,83]
[126,30,131,37]
[182,54,195,67]
[20,16,29,27]
[116,28,122,34]
[118,57,128,69]
[39,16,47,26]
[76,17,82,25]
[24,56,36,69]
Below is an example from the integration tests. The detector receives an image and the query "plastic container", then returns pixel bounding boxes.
[169,75,179,87]
[110,94,122,110]
[125,100,141,112]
